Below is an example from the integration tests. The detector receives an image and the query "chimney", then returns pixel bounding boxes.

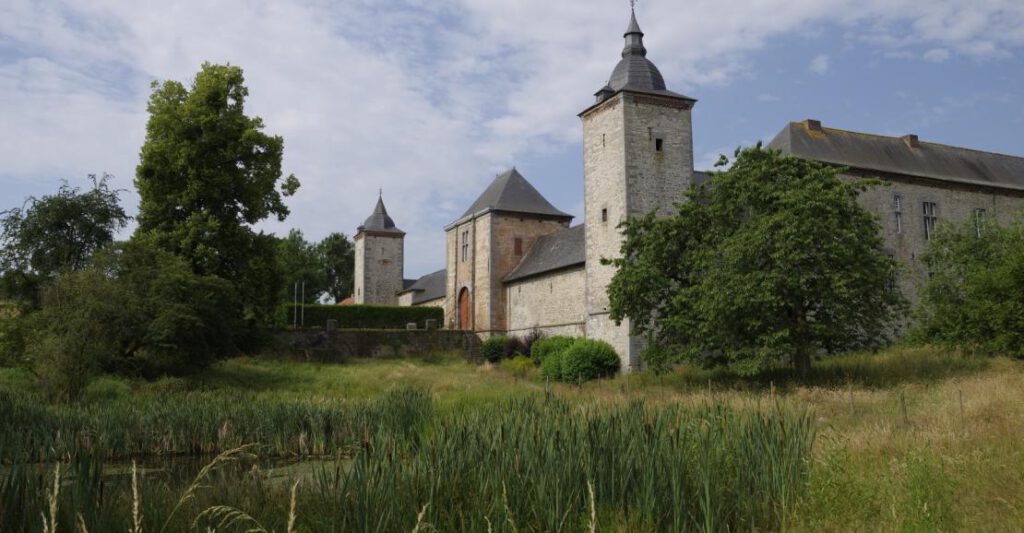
[804,119,822,132]
[902,134,920,148]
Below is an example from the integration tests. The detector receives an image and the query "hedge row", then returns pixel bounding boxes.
[278,304,443,330]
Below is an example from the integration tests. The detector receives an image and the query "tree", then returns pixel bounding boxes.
[912,217,1024,358]
[318,232,355,303]
[0,174,128,305]
[606,145,906,375]
[277,229,328,304]
[134,62,299,326]
[28,240,236,400]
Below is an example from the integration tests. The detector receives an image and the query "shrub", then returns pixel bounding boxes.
[480,336,508,363]
[82,376,132,403]
[560,339,621,383]
[521,329,545,356]
[531,336,576,366]
[503,355,534,378]
[503,336,527,358]
[539,349,563,381]
[277,304,442,330]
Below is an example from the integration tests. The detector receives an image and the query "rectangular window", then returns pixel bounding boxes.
[922,202,938,241]
[655,138,664,152]
[893,194,903,234]
[514,237,523,255]
[461,231,469,262]
[973,208,986,237]
[601,208,608,223]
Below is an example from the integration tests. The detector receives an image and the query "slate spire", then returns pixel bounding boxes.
[622,8,647,58]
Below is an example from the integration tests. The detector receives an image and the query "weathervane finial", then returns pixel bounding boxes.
[630,0,638,10]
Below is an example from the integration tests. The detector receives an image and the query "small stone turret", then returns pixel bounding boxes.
[354,194,405,305]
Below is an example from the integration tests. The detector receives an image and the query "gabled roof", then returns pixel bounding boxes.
[451,168,572,226]
[504,225,586,283]
[358,196,404,235]
[769,120,1024,191]
[397,269,446,304]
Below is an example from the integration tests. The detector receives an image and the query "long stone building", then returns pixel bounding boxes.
[353,9,1024,369]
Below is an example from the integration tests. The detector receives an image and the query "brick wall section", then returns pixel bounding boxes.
[505,266,586,337]
[581,91,695,370]
[354,232,404,305]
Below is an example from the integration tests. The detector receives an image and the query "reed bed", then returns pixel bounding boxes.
[0,392,814,532]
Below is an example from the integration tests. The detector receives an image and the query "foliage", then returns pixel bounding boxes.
[277,230,356,304]
[480,335,507,363]
[0,307,27,368]
[503,355,534,378]
[911,217,1024,358]
[0,174,128,305]
[559,339,621,383]
[82,376,133,403]
[0,389,814,532]
[135,62,299,328]
[606,144,906,375]
[277,303,442,330]
[27,240,236,400]
[521,329,545,358]
[539,348,564,381]
[530,336,576,366]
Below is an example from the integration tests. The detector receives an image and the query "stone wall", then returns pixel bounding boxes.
[489,214,571,331]
[270,329,478,363]
[849,171,1024,304]
[355,232,404,305]
[506,265,586,338]
[581,91,694,370]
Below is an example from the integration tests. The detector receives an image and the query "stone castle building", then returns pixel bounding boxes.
[354,9,1024,369]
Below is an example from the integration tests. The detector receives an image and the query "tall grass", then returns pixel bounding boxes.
[0,391,814,532]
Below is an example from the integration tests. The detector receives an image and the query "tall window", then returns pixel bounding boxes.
[461,231,469,262]
[514,237,523,255]
[973,208,986,237]
[893,194,903,234]
[922,202,938,241]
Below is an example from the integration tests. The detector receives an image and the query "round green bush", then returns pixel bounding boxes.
[559,339,621,383]
[530,336,576,366]
[480,335,508,363]
[539,349,563,381]
[82,376,132,403]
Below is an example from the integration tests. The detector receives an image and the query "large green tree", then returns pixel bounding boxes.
[606,145,906,375]
[135,62,299,325]
[277,230,355,304]
[28,240,236,400]
[912,217,1024,358]
[0,174,128,305]
[318,232,355,303]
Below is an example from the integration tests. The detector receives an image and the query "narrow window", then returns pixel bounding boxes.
[655,138,664,152]
[461,231,469,262]
[514,237,523,255]
[922,202,938,241]
[601,208,608,223]
[893,194,903,234]
[973,208,986,237]
[602,133,606,147]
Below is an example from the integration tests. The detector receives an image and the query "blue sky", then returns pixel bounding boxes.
[2,0,1023,278]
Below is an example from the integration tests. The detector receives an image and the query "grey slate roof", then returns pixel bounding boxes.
[769,121,1024,191]
[358,196,404,234]
[397,269,446,304]
[599,10,693,101]
[693,171,712,187]
[504,225,585,283]
[453,168,573,224]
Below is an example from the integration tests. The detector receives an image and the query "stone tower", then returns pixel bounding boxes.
[354,195,405,305]
[580,9,697,370]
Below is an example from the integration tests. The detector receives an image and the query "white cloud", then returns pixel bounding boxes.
[809,54,830,75]
[1,0,1023,276]
[923,48,951,62]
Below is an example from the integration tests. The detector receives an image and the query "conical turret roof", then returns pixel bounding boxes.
[358,195,404,235]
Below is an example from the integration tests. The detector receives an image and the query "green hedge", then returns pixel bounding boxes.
[277,304,443,330]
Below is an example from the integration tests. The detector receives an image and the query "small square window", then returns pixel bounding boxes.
[601,208,608,223]
[655,138,664,152]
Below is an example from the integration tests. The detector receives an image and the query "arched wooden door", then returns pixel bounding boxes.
[458,288,471,330]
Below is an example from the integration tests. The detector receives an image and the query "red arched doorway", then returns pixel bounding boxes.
[458,288,472,330]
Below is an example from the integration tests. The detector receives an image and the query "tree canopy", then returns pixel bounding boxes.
[605,145,906,375]
[0,174,128,305]
[277,230,355,304]
[912,216,1024,358]
[135,62,299,324]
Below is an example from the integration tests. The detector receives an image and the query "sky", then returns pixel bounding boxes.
[2,0,1024,279]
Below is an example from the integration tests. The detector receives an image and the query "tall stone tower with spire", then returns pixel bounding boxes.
[354,194,405,305]
[579,8,697,370]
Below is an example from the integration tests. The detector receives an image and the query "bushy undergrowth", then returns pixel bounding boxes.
[535,337,620,383]
[480,335,528,363]
[0,391,815,532]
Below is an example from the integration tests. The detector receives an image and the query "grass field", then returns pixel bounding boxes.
[1,346,1022,531]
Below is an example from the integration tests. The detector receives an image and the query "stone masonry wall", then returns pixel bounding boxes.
[355,233,404,305]
[506,266,586,338]
[489,214,571,331]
